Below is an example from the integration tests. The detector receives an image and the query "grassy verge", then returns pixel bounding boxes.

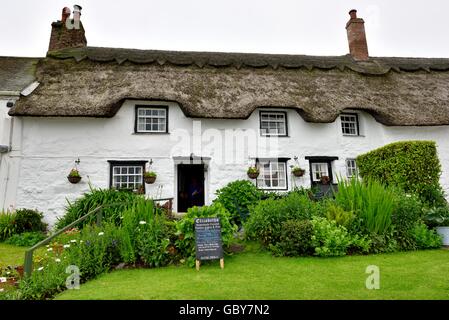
[56,248,449,300]
[0,243,26,267]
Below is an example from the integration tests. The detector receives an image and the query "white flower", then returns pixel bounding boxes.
[47,248,53,252]
[0,288,4,292]
[80,240,83,243]
[37,267,44,271]
[70,239,77,243]
[63,244,70,248]
[55,258,61,263]
[0,277,6,283]
[139,221,147,225]
[98,232,104,236]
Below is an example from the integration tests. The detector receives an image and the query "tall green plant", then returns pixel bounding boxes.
[56,184,139,229]
[335,177,395,235]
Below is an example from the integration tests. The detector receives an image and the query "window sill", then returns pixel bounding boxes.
[260,135,290,138]
[133,132,170,135]
[342,134,365,137]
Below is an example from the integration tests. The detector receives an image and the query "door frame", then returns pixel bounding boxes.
[173,156,210,212]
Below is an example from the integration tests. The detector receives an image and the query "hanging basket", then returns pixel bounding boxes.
[292,169,306,177]
[67,175,81,184]
[247,171,260,179]
[144,175,157,184]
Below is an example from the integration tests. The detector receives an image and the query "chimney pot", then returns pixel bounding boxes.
[61,7,71,24]
[346,9,369,61]
[349,9,357,19]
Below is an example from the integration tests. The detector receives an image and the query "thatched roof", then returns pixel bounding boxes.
[0,57,39,94]
[7,47,449,126]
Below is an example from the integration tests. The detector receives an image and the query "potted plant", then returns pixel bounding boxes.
[292,166,306,177]
[423,206,449,246]
[320,175,330,185]
[247,167,259,179]
[67,168,81,184]
[144,171,157,184]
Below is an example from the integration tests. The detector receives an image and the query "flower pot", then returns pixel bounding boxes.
[320,176,330,185]
[436,226,449,246]
[15,266,24,278]
[67,175,81,184]
[292,169,305,177]
[247,172,259,179]
[144,176,156,184]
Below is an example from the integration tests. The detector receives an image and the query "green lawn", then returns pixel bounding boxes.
[56,248,449,300]
[0,243,26,267]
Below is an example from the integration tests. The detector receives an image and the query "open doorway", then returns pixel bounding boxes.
[177,164,205,212]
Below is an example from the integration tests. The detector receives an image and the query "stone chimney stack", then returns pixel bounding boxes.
[346,9,369,61]
[48,5,87,52]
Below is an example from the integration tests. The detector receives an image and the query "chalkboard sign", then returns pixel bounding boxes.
[195,217,223,261]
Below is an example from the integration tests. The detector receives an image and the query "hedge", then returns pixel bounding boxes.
[356,140,446,206]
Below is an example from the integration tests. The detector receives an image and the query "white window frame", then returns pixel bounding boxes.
[111,164,144,191]
[260,111,287,137]
[346,159,358,178]
[311,162,329,182]
[256,161,288,190]
[340,113,359,136]
[136,106,168,133]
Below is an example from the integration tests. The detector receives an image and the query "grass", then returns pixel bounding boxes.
[0,243,26,266]
[56,247,449,300]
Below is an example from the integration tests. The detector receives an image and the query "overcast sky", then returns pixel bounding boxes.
[1,0,448,58]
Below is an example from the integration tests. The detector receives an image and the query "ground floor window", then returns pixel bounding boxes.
[346,159,358,178]
[311,162,329,182]
[108,161,146,192]
[256,160,288,190]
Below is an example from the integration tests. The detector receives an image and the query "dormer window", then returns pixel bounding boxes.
[135,105,168,133]
[259,111,288,137]
[340,113,359,136]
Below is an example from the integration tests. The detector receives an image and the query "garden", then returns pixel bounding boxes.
[1,140,449,300]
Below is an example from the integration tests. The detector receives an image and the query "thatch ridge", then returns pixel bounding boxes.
[5,47,449,126]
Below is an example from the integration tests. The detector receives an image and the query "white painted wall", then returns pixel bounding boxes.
[2,99,449,226]
[0,98,22,213]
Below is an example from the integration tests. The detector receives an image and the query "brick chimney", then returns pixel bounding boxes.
[48,5,87,52]
[346,9,369,61]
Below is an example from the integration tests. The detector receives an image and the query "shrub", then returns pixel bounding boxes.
[175,203,236,267]
[411,223,442,249]
[135,215,171,268]
[13,209,47,234]
[244,192,323,246]
[214,180,263,226]
[392,193,424,250]
[356,140,446,206]
[335,177,395,235]
[56,185,139,229]
[368,232,399,254]
[5,232,47,247]
[0,211,17,241]
[270,219,313,256]
[310,217,353,257]
[422,206,449,228]
[325,202,354,228]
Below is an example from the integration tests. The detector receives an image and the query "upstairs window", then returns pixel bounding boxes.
[260,111,287,137]
[109,161,146,192]
[256,160,288,190]
[135,106,168,133]
[340,113,359,136]
[346,159,358,178]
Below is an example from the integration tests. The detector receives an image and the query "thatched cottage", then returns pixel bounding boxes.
[1,6,449,225]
